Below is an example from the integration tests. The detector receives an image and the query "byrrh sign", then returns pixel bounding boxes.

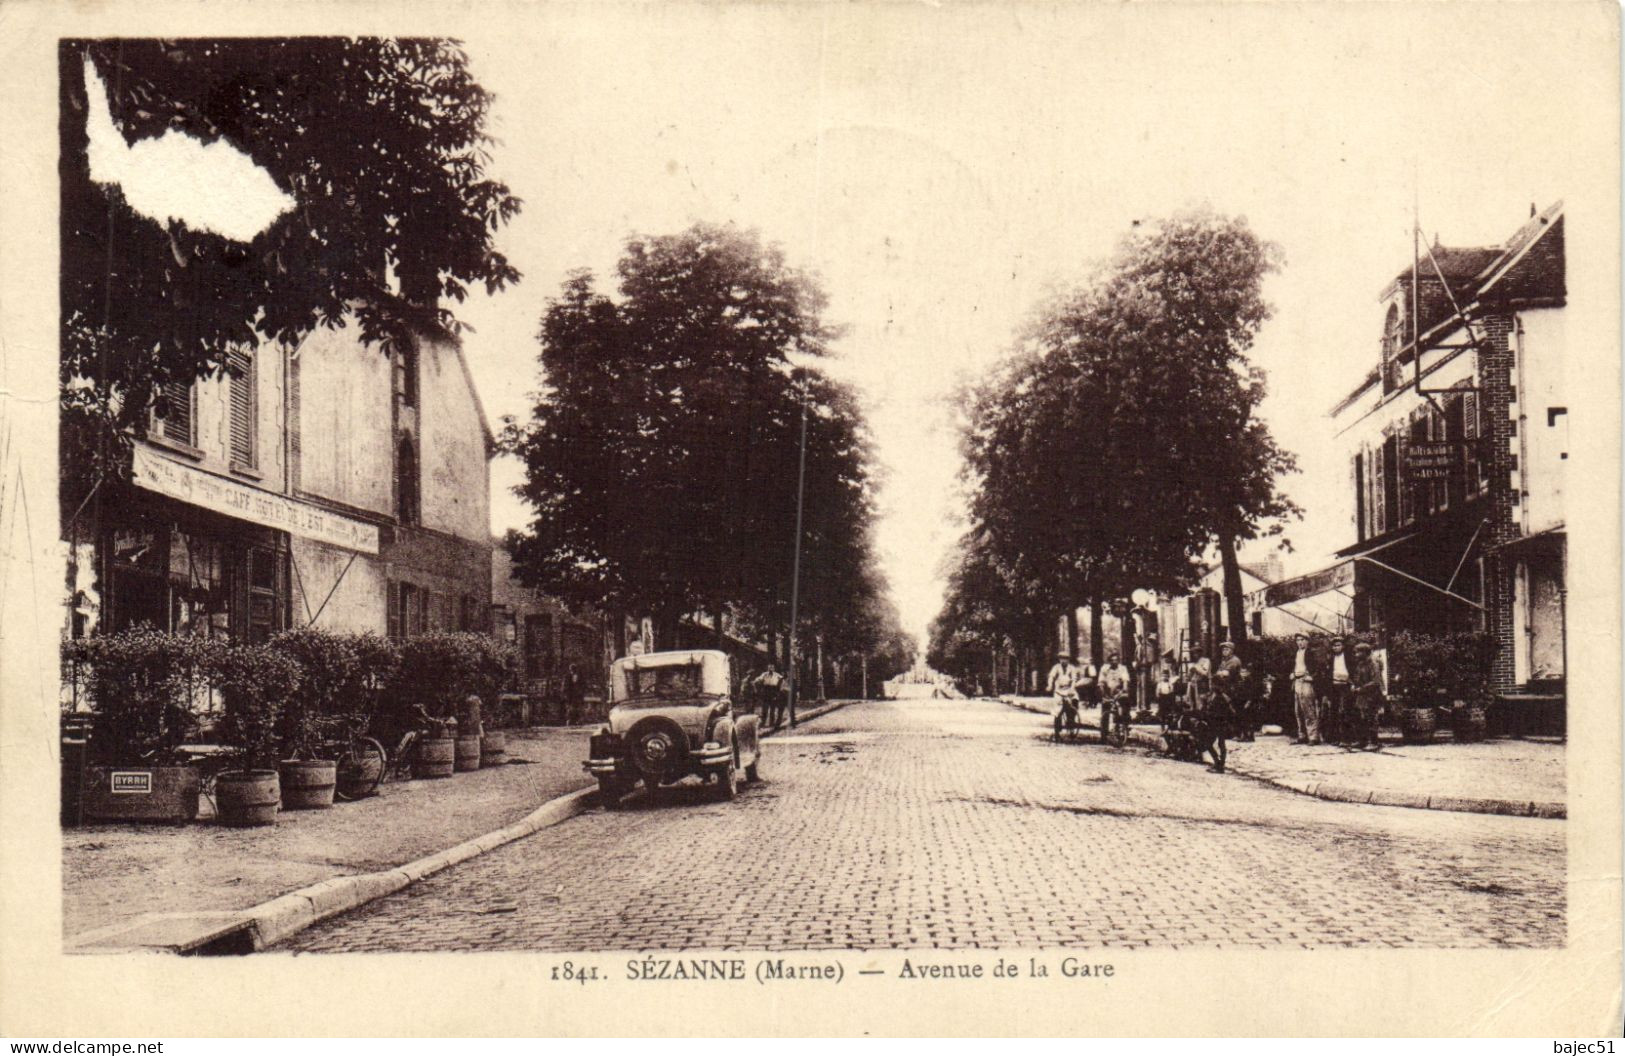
[132,444,380,555]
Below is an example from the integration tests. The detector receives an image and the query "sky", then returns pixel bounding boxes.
[84,5,1613,647]
[451,4,1608,645]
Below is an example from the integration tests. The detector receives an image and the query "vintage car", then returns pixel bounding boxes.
[583,649,761,807]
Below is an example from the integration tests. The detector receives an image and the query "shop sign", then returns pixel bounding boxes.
[132,444,379,555]
[1265,561,1355,607]
[110,771,152,795]
[1406,441,1464,482]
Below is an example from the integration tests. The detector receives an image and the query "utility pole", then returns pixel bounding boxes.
[786,394,808,728]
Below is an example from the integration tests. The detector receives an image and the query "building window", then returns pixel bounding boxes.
[394,340,419,410]
[1381,302,1404,394]
[152,379,195,447]
[524,614,552,680]
[228,350,257,470]
[395,437,420,525]
[1352,452,1366,542]
[389,581,425,639]
[246,546,284,643]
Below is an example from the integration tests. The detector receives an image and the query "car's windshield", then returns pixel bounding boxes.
[621,663,711,702]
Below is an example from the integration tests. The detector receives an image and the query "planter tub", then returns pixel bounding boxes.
[479,731,508,767]
[81,766,200,824]
[1398,706,1437,745]
[414,736,455,779]
[454,734,482,772]
[337,749,384,800]
[279,759,337,810]
[215,770,280,827]
[1451,702,1488,743]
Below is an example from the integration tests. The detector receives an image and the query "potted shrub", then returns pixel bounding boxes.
[210,642,301,826]
[62,628,207,824]
[332,633,398,798]
[1389,631,1491,744]
[269,628,361,809]
[393,633,517,776]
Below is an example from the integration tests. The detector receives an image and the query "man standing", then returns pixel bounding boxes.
[1351,642,1386,750]
[1152,648,1180,725]
[1099,650,1132,741]
[1326,636,1353,746]
[753,662,786,728]
[1135,631,1161,721]
[1213,640,1242,699]
[1286,633,1321,745]
[564,663,585,726]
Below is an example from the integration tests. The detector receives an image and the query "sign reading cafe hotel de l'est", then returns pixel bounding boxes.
[131,443,380,556]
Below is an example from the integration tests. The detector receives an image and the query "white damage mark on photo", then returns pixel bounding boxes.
[83,56,293,243]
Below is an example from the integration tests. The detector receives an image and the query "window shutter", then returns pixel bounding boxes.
[228,350,255,467]
[1352,452,1366,541]
[387,581,401,639]
[1372,439,1387,533]
[1395,419,1411,525]
[159,380,194,445]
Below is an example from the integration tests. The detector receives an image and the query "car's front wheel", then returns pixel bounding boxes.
[715,756,738,801]
[745,753,760,783]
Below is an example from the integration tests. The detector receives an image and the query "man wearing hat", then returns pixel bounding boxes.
[1046,651,1084,741]
[1285,633,1321,744]
[1351,642,1386,750]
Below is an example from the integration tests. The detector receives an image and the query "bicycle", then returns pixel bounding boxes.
[311,713,389,801]
[1052,692,1082,741]
[1103,692,1132,748]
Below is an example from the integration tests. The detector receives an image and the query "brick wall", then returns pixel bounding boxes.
[1478,312,1518,691]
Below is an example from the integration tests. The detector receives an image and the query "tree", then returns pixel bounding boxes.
[507,223,890,672]
[59,38,522,504]
[1087,208,1297,643]
[940,206,1297,664]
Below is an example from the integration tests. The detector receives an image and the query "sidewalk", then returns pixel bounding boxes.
[1000,695,1565,819]
[63,725,594,941]
[64,697,857,949]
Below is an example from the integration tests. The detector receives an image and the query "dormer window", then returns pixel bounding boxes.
[1380,301,1405,394]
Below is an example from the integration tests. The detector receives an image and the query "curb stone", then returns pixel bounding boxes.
[997,695,1566,821]
[70,700,863,955]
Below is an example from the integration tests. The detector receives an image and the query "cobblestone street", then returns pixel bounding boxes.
[286,696,1565,953]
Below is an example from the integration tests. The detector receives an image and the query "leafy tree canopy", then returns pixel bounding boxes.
[507,222,891,659]
[60,37,522,483]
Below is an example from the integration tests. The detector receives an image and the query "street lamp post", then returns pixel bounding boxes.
[786,394,808,729]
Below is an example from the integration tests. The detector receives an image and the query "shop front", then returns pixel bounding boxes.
[73,442,381,642]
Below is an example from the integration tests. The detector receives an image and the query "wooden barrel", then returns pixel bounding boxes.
[1452,703,1488,743]
[479,732,508,768]
[454,735,483,772]
[1399,706,1437,745]
[337,750,383,799]
[414,737,455,779]
[280,760,337,809]
[215,771,280,827]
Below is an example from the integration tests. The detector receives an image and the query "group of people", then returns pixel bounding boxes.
[1044,650,1133,742]
[1285,632,1386,750]
[1044,629,1387,774]
[746,662,790,727]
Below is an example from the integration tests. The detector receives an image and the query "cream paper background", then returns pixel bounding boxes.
[0,0,1619,1037]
